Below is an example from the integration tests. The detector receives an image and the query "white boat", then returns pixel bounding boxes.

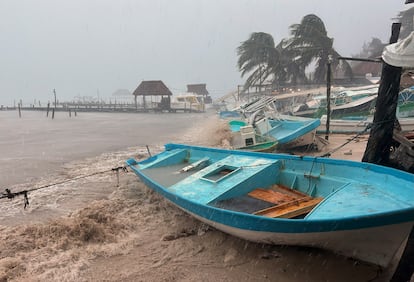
[171,93,205,112]
[317,115,414,134]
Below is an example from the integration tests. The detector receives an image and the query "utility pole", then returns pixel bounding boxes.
[362,23,402,165]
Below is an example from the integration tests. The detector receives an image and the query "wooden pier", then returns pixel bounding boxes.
[1,102,204,113]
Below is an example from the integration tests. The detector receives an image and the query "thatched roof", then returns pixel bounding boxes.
[187,84,209,96]
[133,80,172,96]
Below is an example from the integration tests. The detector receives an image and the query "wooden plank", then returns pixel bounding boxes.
[254,198,323,218]
[248,188,297,204]
[253,196,311,216]
[270,184,309,198]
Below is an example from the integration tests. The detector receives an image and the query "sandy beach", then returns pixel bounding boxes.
[0,109,400,281]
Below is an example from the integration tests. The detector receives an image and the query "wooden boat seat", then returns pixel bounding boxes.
[248,188,298,205]
[248,185,323,218]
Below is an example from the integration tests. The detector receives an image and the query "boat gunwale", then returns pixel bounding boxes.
[164,143,414,182]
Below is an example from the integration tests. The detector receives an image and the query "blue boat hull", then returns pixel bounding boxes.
[254,115,321,148]
[127,143,414,266]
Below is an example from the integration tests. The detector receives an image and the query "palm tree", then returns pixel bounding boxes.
[237,32,280,89]
[285,14,351,84]
[274,39,308,86]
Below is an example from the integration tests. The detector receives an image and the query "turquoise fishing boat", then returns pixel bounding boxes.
[228,120,247,132]
[228,120,278,152]
[127,144,414,267]
[254,114,321,149]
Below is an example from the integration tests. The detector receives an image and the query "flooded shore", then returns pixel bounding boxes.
[0,110,395,281]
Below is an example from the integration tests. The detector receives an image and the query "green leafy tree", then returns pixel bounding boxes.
[237,14,351,88]
[356,37,386,58]
[237,32,280,89]
[284,14,351,83]
[274,39,308,85]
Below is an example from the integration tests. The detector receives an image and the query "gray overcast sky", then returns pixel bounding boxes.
[0,0,411,105]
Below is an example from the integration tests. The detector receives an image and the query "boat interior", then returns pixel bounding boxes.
[128,145,413,221]
[133,147,363,220]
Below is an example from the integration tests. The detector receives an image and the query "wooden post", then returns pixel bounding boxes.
[75,110,77,117]
[116,169,120,187]
[46,102,50,117]
[52,108,55,119]
[53,89,57,109]
[18,103,21,118]
[362,23,402,165]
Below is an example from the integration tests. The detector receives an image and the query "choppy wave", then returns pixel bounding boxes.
[0,115,237,281]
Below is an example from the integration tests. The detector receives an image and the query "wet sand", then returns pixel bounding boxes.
[0,110,400,281]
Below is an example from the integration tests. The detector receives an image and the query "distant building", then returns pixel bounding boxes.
[186,83,212,103]
[111,89,132,104]
[132,80,172,110]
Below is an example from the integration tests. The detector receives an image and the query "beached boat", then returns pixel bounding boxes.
[228,120,278,152]
[219,110,242,119]
[126,143,414,267]
[329,95,377,117]
[294,86,413,119]
[254,114,322,149]
[292,85,378,117]
[171,93,205,112]
[235,138,279,152]
[317,115,414,134]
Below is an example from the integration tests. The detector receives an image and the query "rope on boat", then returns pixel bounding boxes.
[0,166,129,209]
[319,118,398,158]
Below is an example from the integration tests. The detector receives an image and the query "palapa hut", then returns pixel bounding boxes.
[132,80,172,110]
[186,83,212,103]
